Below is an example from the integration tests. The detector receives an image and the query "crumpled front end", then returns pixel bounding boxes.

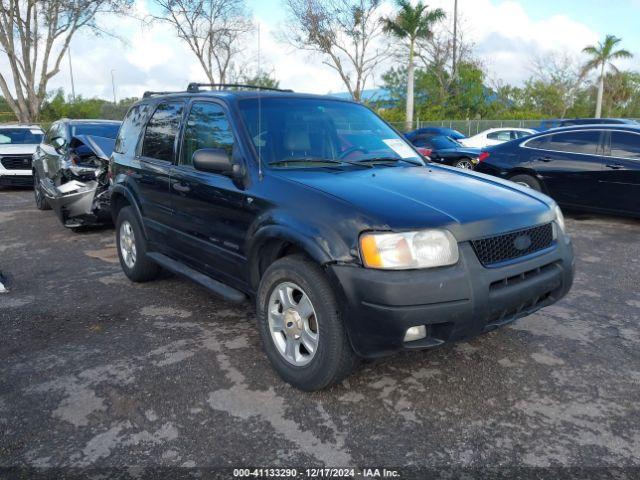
[41,135,115,228]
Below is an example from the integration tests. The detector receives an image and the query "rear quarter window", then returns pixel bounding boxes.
[610,131,640,160]
[114,103,153,154]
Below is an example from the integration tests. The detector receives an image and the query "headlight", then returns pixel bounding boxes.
[360,229,459,270]
[554,205,566,234]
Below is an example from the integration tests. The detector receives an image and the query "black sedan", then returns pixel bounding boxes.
[409,135,481,169]
[475,124,640,217]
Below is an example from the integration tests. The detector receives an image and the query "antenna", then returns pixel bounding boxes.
[257,22,263,180]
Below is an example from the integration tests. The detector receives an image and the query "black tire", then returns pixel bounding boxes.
[33,172,51,210]
[509,174,542,191]
[454,158,474,170]
[115,206,161,282]
[257,255,357,391]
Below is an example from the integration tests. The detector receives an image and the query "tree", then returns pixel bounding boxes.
[0,0,131,122]
[529,51,585,118]
[281,0,388,102]
[150,0,254,85]
[382,0,444,130]
[582,35,632,118]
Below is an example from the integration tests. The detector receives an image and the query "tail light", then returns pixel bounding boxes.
[417,147,432,157]
[478,151,490,162]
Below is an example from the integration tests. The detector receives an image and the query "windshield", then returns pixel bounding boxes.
[71,123,120,139]
[238,98,423,167]
[0,128,43,145]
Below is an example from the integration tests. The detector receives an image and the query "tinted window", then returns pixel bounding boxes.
[487,130,511,141]
[546,131,600,154]
[114,104,152,154]
[610,131,640,159]
[71,123,120,138]
[0,128,43,145]
[429,136,460,149]
[238,98,422,166]
[181,102,234,166]
[142,102,184,161]
[525,135,550,149]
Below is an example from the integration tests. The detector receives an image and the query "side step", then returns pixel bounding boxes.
[147,252,247,303]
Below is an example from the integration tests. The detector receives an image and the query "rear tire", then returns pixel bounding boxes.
[115,206,161,282]
[454,158,474,170]
[509,174,541,191]
[33,172,51,210]
[257,255,357,391]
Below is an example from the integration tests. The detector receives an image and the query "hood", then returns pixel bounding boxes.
[0,144,39,155]
[69,135,116,161]
[276,165,555,241]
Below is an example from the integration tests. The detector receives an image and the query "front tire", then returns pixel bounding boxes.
[509,174,542,191]
[257,255,357,391]
[33,172,51,210]
[115,206,161,282]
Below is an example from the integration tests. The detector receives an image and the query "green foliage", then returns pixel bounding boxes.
[40,89,138,122]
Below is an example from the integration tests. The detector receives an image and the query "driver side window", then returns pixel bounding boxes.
[181,102,235,166]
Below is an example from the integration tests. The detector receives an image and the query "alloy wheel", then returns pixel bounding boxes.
[119,220,137,269]
[268,282,319,366]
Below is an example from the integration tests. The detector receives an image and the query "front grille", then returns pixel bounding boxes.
[1,155,32,170]
[472,223,553,266]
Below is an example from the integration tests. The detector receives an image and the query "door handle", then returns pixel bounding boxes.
[537,156,552,162]
[605,164,624,170]
[173,182,191,193]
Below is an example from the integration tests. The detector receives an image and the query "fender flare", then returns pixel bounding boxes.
[110,184,148,239]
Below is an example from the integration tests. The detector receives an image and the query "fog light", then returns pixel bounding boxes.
[404,325,427,342]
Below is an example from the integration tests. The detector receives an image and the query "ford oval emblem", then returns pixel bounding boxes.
[514,234,532,251]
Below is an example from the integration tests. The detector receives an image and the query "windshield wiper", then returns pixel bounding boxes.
[358,156,424,166]
[269,158,373,168]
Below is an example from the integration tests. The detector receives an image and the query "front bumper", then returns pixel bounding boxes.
[330,236,574,358]
[41,179,111,227]
[0,168,32,187]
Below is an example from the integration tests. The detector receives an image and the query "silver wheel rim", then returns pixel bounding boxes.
[457,160,473,169]
[119,220,137,269]
[268,282,319,366]
[34,176,41,204]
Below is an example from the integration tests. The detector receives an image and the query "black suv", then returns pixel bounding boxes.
[110,83,574,391]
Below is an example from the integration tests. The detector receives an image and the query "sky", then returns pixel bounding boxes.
[3,0,640,101]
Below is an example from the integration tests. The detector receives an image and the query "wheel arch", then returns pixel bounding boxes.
[506,168,549,194]
[110,184,148,239]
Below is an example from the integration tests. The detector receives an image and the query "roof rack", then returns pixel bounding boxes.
[142,90,182,98]
[186,83,293,93]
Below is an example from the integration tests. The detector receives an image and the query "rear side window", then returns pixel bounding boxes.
[181,102,235,166]
[546,131,601,154]
[114,104,152,154]
[487,130,511,141]
[609,131,640,160]
[524,135,549,149]
[142,102,184,161]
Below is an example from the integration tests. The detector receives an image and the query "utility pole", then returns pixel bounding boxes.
[452,0,458,80]
[68,46,76,102]
[111,69,117,104]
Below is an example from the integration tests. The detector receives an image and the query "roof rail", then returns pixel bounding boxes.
[187,83,293,93]
[142,90,183,98]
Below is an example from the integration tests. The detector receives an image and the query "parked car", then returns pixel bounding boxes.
[110,83,574,391]
[405,126,466,141]
[536,118,638,131]
[459,127,536,148]
[32,119,121,228]
[409,135,481,169]
[475,124,640,217]
[0,124,44,187]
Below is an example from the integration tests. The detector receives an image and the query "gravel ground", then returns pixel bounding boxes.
[1,188,639,477]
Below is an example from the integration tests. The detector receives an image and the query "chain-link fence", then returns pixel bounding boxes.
[387,119,544,135]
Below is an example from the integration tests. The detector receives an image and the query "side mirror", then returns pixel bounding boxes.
[51,136,66,152]
[193,148,237,176]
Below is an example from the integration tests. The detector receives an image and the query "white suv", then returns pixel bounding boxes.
[0,124,44,187]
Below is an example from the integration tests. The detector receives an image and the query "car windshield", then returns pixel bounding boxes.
[71,123,120,139]
[431,135,461,149]
[238,97,423,167]
[0,128,43,145]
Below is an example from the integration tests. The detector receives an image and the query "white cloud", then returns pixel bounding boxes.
[0,0,634,102]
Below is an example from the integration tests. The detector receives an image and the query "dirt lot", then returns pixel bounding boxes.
[1,188,640,475]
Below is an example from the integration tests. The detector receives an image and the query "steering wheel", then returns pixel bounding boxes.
[339,146,368,159]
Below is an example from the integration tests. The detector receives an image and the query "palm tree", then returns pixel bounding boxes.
[382,1,445,130]
[583,35,632,118]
